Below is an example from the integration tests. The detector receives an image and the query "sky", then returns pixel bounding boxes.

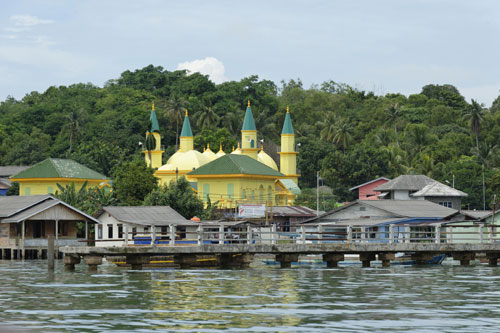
[1,0,500,106]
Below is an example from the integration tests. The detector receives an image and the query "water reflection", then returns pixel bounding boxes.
[1,260,500,332]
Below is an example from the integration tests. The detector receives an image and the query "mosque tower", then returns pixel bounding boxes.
[179,109,194,152]
[279,106,299,184]
[144,103,164,169]
[240,100,258,160]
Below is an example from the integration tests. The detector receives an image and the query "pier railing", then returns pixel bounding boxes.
[94,223,500,246]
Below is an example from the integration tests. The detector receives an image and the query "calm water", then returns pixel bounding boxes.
[1,260,500,332]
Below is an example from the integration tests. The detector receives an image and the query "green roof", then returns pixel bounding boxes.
[280,179,301,195]
[11,158,108,180]
[188,154,284,177]
[281,112,294,134]
[150,109,160,133]
[242,104,256,131]
[180,114,193,137]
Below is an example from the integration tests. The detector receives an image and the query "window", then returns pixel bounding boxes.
[259,185,264,202]
[47,186,54,194]
[439,201,453,208]
[360,207,366,211]
[118,224,123,239]
[107,224,113,239]
[132,227,137,239]
[268,186,273,202]
[97,225,103,239]
[227,183,234,199]
[58,221,68,236]
[242,189,246,199]
[24,187,31,196]
[251,190,255,201]
[203,184,210,202]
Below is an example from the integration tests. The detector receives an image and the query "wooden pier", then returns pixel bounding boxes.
[59,223,500,271]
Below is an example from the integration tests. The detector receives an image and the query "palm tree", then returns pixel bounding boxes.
[385,103,401,146]
[332,117,353,152]
[318,112,337,142]
[165,95,186,150]
[468,100,486,148]
[464,99,485,150]
[384,143,412,176]
[63,106,87,157]
[196,103,220,129]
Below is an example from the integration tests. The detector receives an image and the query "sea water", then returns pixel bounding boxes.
[0,260,499,332]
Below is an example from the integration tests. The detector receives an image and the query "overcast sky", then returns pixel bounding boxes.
[1,0,499,106]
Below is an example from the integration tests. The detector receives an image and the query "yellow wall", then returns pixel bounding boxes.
[196,177,277,208]
[18,179,107,196]
[144,132,163,169]
[241,130,258,159]
[155,171,195,187]
[180,136,193,152]
[279,134,298,183]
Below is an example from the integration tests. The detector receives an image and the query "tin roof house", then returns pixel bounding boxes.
[0,195,99,259]
[373,175,467,209]
[349,177,390,200]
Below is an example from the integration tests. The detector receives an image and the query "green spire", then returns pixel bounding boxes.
[180,109,193,137]
[281,106,294,134]
[150,103,160,132]
[242,100,256,131]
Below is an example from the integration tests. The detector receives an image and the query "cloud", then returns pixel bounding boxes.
[10,14,53,27]
[176,57,227,84]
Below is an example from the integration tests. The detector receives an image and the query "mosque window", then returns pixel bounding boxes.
[25,187,31,196]
[203,184,210,202]
[267,185,273,202]
[227,183,234,199]
[251,139,255,148]
[47,186,53,194]
[251,190,255,201]
[259,185,264,202]
[242,189,246,199]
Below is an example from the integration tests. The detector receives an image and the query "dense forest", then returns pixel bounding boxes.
[1,65,500,210]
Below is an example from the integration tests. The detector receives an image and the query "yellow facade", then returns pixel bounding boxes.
[193,176,278,208]
[144,132,163,169]
[16,179,108,196]
[150,102,299,207]
[241,130,258,159]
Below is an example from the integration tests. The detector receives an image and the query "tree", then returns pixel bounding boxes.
[63,106,88,156]
[113,159,158,206]
[143,177,203,219]
[385,103,401,146]
[164,94,186,150]
[463,99,485,150]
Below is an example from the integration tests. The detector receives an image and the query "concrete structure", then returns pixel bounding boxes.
[0,195,99,259]
[150,101,300,207]
[10,158,109,196]
[374,175,467,209]
[349,177,390,200]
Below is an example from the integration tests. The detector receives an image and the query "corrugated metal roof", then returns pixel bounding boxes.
[279,179,301,195]
[349,177,391,191]
[361,200,458,218]
[461,210,492,220]
[271,206,317,217]
[1,197,100,224]
[0,178,11,188]
[0,166,29,177]
[374,175,435,191]
[0,195,53,217]
[411,182,468,197]
[100,206,195,226]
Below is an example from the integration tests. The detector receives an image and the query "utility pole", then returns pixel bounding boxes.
[316,171,319,216]
[483,164,486,211]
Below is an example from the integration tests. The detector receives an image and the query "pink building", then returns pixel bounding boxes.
[349,177,390,200]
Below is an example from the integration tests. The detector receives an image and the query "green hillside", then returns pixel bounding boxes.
[1,65,499,209]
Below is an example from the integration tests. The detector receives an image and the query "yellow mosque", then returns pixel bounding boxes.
[144,101,300,207]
